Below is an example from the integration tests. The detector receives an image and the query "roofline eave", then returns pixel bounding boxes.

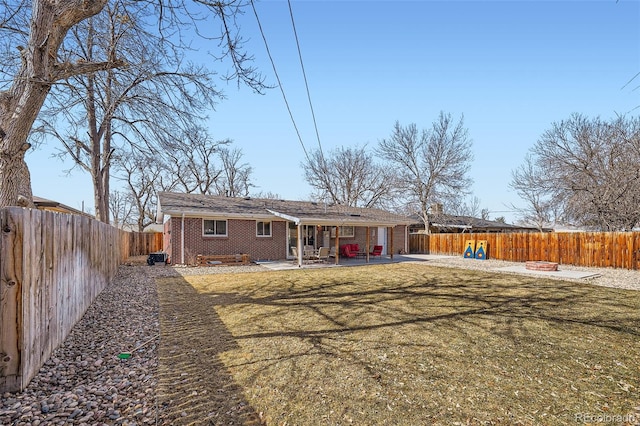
[162,208,409,227]
[297,218,409,227]
[162,209,278,220]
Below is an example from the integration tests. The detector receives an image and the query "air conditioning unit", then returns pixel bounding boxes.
[147,252,168,265]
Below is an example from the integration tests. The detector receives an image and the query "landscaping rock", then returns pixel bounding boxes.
[0,266,160,425]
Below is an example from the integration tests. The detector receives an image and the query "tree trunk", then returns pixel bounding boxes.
[0,0,107,208]
[0,17,52,208]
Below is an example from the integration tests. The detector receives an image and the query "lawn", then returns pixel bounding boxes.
[155,263,640,425]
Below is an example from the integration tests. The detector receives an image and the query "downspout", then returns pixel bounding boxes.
[181,213,185,265]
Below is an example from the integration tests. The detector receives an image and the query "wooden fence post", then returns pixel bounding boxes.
[0,208,24,392]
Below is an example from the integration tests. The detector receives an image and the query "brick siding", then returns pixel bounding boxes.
[166,217,288,264]
[164,216,407,264]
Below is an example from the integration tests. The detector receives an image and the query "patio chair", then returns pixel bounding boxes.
[340,244,357,258]
[316,247,330,263]
[370,245,383,258]
[303,245,317,259]
[291,247,311,262]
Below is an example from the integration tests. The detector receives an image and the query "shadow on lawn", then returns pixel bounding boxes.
[209,269,640,340]
[155,264,640,425]
[154,269,266,426]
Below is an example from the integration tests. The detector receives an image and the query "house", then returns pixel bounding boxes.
[409,213,546,234]
[33,196,93,218]
[156,192,413,266]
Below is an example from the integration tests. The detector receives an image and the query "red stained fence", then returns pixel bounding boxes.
[409,231,640,270]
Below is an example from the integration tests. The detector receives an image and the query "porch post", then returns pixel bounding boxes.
[181,213,185,265]
[366,226,370,263]
[390,226,394,260]
[297,223,303,268]
[334,226,340,265]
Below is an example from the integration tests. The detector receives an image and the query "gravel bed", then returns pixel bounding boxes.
[0,265,160,426]
[0,263,266,426]
[420,255,640,291]
[160,263,268,277]
[1,257,637,425]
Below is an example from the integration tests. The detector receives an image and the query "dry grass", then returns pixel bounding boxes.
[155,263,640,425]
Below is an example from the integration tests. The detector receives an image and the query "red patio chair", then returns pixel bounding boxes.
[370,245,383,258]
[340,244,357,258]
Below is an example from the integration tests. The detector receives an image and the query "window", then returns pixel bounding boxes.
[257,221,272,237]
[203,219,227,236]
[331,226,355,238]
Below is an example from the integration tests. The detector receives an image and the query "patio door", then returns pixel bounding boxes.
[305,225,316,248]
[377,227,387,254]
[287,222,297,258]
[287,223,318,258]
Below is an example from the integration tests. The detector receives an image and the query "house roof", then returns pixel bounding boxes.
[33,196,92,217]
[413,213,544,232]
[430,214,525,230]
[157,192,413,227]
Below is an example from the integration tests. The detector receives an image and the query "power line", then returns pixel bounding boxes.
[287,0,324,157]
[250,0,310,162]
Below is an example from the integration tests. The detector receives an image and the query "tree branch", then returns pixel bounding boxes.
[51,59,126,82]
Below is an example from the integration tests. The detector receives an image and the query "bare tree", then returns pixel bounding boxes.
[509,154,556,231]
[109,188,135,228]
[0,1,115,207]
[33,0,224,223]
[377,112,473,228]
[513,113,640,231]
[302,145,397,208]
[116,136,252,230]
[164,128,228,194]
[0,0,264,208]
[161,128,252,196]
[446,196,482,218]
[217,146,252,197]
[117,152,160,231]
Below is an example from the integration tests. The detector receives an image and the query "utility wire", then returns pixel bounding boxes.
[250,0,310,162]
[287,0,324,157]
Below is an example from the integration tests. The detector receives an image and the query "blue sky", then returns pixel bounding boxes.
[27,0,640,222]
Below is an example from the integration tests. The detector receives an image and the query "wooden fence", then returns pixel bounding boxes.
[120,229,163,260]
[0,207,162,392]
[409,231,640,270]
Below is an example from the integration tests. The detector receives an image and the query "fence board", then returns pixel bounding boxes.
[634,233,640,271]
[0,209,23,391]
[409,231,640,270]
[0,208,163,393]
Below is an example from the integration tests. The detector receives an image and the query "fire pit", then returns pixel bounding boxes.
[525,261,559,272]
